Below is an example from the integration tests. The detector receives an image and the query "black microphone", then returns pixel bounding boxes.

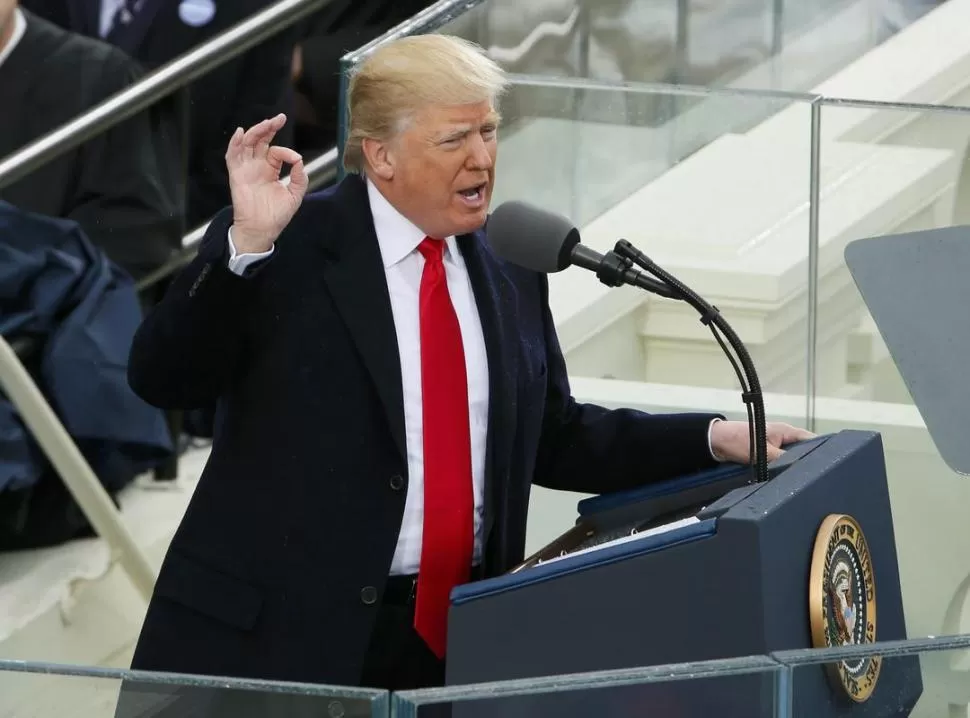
[485,201,680,299]
[486,200,770,485]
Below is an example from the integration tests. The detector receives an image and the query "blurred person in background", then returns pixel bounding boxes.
[0,0,182,282]
[21,0,300,454]
[290,0,436,156]
[23,0,298,228]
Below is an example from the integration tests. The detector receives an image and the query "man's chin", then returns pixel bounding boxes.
[448,208,488,235]
[464,214,489,234]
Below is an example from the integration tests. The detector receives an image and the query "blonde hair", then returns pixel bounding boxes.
[342,35,509,173]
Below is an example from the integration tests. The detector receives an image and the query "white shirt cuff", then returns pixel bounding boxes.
[227,226,274,275]
[708,418,724,462]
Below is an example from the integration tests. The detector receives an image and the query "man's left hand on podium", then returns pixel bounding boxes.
[710,420,816,464]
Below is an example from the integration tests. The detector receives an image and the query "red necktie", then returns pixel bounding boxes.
[413,237,474,659]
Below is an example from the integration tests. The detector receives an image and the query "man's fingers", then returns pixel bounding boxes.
[268,146,302,166]
[765,422,815,447]
[225,126,245,165]
[287,157,309,199]
[244,114,287,157]
[241,118,271,149]
[230,115,289,171]
[778,425,816,445]
[765,443,785,462]
[267,146,302,183]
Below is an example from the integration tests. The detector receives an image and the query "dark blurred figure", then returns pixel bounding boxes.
[291,0,436,156]
[23,0,297,227]
[0,1,182,281]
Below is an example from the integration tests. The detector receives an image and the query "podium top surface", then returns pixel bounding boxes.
[576,434,831,517]
[845,227,970,475]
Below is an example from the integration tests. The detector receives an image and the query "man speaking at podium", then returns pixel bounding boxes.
[126,34,812,693]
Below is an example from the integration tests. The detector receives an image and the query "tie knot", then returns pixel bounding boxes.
[418,237,445,264]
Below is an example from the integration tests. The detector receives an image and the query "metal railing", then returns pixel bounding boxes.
[0,0,336,189]
[0,0,340,601]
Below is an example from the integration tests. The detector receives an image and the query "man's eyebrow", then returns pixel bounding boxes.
[434,117,500,142]
[436,124,473,141]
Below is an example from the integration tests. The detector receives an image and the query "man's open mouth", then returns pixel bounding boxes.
[458,183,487,202]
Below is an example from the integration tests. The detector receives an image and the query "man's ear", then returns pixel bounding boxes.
[362,137,394,181]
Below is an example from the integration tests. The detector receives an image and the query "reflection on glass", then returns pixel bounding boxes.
[777,635,970,718]
[390,656,786,718]
[492,79,808,225]
[339,0,956,152]
[430,0,952,94]
[0,661,389,718]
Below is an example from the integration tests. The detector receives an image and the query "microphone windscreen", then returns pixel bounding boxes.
[486,201,580,273]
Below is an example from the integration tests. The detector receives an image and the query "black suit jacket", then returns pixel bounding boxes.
[125,174,722,686]
[0,11,182,278]
[22,0,297,226]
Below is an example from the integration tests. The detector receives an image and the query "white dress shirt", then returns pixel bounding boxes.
[0,9,27,69]
[227,180,490,576]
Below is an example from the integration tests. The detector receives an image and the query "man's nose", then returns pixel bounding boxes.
[465,134,494,170]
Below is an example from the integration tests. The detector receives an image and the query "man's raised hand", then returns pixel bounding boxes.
[225,114,308,254]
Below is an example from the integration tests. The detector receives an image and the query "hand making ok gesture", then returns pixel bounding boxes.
[225,114,309,254]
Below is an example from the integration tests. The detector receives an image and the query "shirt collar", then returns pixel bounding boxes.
[365,176,458,269]
[0,9,27,70]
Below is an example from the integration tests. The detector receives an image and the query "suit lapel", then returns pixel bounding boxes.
[320,176,407,464]
[459,231,519,531]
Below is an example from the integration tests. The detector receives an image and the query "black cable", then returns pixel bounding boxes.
[707,322,756,466]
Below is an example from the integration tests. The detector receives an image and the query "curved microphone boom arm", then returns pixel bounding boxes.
[483,199,769,484]
[608,240,769,485]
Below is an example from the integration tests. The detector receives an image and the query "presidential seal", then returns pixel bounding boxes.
[809,514,880,703]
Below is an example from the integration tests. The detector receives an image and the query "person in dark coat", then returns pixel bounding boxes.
[22,0,298,227]
[123,34,812,703]
[0,2,182,280]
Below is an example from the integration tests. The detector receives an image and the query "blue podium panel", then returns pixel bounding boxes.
[445,430,921,718]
